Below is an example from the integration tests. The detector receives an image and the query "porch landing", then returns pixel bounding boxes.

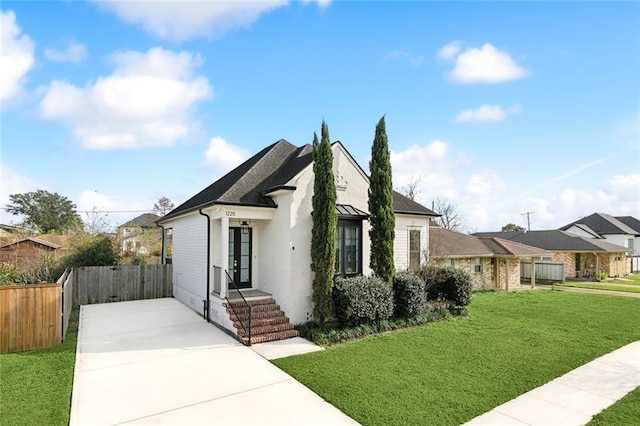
[226,288,272,302]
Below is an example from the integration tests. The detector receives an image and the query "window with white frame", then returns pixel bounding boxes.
[473,257,482,274]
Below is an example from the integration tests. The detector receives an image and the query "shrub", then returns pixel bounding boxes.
[599,272,608,281]
[419,265,473,307]
[60,235,119,269]
[393,271,426,318]
[296,302,452,346]
[333,275,393,326]
[0,262,25,285]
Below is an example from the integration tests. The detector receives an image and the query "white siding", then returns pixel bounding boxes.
[170,213,207,315]
[394,215,429,271]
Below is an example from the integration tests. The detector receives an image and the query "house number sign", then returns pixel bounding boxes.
[225,211,236,217]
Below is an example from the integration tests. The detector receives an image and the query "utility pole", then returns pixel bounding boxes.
[521,211,535,231]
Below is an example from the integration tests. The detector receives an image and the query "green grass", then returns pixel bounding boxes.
[607,273,640,285]
[588,386,640,425]
[559,282,640,293]
[0,308,79,426]
[274,291,640,426]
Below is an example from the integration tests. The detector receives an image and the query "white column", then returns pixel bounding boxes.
[505,259,510,292]
[220,215,229,298]
[530,256,536,289]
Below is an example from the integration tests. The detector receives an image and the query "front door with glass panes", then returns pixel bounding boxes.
[228,227,251,288]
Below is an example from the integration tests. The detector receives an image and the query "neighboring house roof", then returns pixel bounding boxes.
[431,227,549,258]
[119,213,161,229]
[0,237,61,250]
[37,234,71,248]
[567,223,604,239]
[559,213,639,236]
[472,230,627,253]
[615,216,640,234]
[161,139,439,222]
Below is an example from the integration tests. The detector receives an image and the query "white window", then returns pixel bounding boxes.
[473,258,482,274]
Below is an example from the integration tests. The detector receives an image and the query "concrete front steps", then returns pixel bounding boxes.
[224,298,299,345]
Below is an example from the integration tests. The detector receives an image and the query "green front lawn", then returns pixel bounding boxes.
[0,308,79,426]
[559,282,640,293]
[588,386,640,425]
[607,273,640,285]
[274,291,640,426]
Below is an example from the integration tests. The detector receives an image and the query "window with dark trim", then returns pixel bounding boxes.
[575,253,581,272]
[335,219,362,277]
[409,229,421,272]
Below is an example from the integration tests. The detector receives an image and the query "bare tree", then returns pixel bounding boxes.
[399,175,423,201]
[432,197,465,232]
[154,197,175,216]
[84,206,112,235]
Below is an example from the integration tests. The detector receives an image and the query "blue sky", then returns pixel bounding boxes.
[1,0,639,232]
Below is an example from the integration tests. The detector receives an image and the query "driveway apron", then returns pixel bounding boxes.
[70,298,358,426]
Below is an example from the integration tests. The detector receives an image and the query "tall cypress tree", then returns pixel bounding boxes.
[310,121,337,326]
[368,116,395,283]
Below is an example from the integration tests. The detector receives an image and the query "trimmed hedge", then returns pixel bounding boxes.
[297,302,451,346]
[333,275,394,326]
[419,265,473,307]
[393,271,426,318]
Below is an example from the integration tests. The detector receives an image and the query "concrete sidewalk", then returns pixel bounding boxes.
[464,341,640,426]
[70,298,358,426]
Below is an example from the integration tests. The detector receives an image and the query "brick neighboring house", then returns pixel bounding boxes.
[430,227,549,290]
[116,213,162,256]
[0,237,61,271]
[560,213,640,274]
[473,230,628,279]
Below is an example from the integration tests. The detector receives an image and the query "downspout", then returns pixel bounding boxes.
[199,209,211,322]
[158,224,166,263]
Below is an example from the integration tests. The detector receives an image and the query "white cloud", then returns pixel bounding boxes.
[455,104,522,124]
[0,165,44,224]
[76,190,154,231]
[0,9,34,103]
[45,41,88,63]
[466,171,506,195]
[384,50,424,67]
[437,41,461,61]
[439,42,529,84]
[203,136,251,176]
[39,47,213,150]
[92,0,288,42]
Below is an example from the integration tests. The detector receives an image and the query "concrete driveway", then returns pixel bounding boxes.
[70,298,358,426]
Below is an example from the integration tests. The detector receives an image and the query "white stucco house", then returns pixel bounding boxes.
[157,139,439,343]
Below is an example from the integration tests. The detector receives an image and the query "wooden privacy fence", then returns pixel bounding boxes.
[521,260,565,282]
[73,264,172,306]
[0,269,73,353]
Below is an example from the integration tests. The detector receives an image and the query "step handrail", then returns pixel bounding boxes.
[224,270,252,346]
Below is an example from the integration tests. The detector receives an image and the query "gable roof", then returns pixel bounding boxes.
[559,213,638,236]
[0,237,61,250]
[431,227,548,258]
[615,216,640,234]
[161,139,438,221]
[119,213,161,229]
[472,230,627,253]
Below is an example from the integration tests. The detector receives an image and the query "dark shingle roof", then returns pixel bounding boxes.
[392,191,439,216]
[615,216,640,234]
[161,139,439,221]
[472,230,627,252]
[119,213,161,229]
[560,213,638,236]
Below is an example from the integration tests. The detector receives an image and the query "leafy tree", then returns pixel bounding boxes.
[154,197,175,216]
[5,190,82,233]
[502,223,525,232]
[60,236,119,269]
[368,116,395,283]
[310,122,337,326]
[432,197,465,231]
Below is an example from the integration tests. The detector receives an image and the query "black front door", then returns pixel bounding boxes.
[229,227,252,288]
